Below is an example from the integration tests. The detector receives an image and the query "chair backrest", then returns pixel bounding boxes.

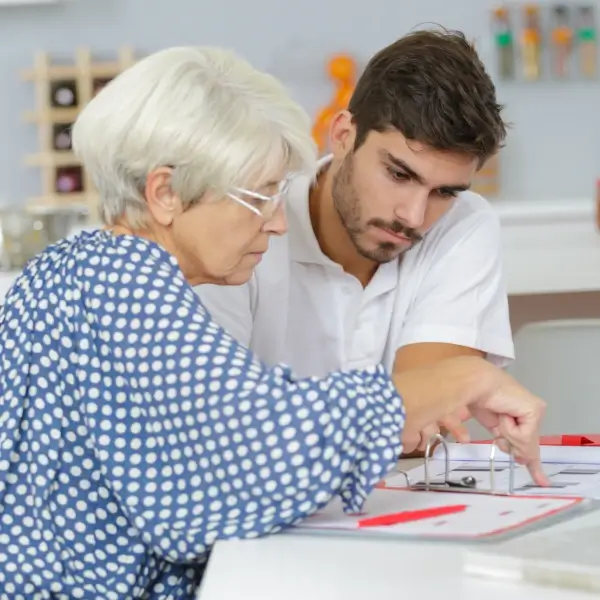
[467,319,600,440]
[507,319,600,435]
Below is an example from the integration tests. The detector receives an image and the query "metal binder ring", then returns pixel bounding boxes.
[396,470,411,488]
[490,437,516,495]
[424,433,448,491]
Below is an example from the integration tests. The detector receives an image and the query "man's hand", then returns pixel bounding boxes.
[469,374,549,486]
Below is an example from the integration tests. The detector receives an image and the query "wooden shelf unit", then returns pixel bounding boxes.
[21,46,136,222]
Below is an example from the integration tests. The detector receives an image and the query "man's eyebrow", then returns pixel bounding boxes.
[380,149,471,192]
[380,150,425,184]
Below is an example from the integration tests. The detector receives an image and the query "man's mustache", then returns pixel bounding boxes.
[368,218,423,242]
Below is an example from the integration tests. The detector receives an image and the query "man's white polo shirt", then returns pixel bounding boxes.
[195,160,514,378]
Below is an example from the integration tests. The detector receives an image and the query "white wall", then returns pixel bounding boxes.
[0,0,599,206]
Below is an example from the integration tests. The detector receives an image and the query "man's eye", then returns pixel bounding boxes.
[387,167,409,182]
[437,189,458,199]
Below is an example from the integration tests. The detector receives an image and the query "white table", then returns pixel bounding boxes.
[197,459,599,600]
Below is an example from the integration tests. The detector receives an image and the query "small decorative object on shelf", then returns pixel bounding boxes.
[551,5,573,78]
[577,5,597,78]
[493,6,515,80]
[92,77,112,97]
[21,46,136,223]
[55,166,83,194]
[312,53,357,154]
[522,4,542,80]
[492,3,597,82]
[52,123,72,151]
[50,79,78,108]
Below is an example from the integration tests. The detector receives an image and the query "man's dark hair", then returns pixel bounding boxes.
[348,28,507,166]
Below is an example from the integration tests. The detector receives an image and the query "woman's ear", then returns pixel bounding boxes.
[145,167,182,226]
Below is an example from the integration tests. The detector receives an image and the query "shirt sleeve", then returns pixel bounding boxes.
[396,210,514,367]
[193,279,255,347]
[79,250,404,563]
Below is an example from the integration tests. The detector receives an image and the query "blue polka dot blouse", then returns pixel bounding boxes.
[0,230,405,599]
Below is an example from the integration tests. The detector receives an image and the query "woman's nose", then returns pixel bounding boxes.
[262,203,288,235]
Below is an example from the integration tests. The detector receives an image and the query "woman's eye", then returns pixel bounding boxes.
[244,195,267,209]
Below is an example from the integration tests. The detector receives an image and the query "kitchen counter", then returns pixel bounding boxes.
[0,198,598,301]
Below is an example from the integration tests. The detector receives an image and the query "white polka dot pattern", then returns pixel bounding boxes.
[0,230,405,599]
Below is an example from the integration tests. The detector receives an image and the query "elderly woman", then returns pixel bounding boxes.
[0,47,546,599]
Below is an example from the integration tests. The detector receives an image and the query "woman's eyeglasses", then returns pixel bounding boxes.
[165,165,291,219]
[227,178,292,218]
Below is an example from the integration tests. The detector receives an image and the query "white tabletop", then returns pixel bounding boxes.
[197,460,599,600]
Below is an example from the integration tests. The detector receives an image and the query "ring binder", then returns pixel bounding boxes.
[397,433,516,495]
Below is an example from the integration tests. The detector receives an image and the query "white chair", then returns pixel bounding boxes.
[468,319,600,439]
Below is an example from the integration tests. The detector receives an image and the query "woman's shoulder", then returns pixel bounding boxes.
[9,230,185,302]
[74,230,179,274]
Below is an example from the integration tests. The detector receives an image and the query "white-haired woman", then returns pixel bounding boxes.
[0,46,546,599]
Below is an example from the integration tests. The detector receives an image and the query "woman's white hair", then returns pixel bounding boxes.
[71,46,317,227]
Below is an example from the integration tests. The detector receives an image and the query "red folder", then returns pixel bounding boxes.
[473,434,600,447]
[539,434,600,447]
[449,435,600,465]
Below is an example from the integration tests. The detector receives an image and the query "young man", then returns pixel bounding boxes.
[196,29,514,452]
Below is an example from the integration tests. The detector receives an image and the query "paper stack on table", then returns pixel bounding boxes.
[463,523,600,594]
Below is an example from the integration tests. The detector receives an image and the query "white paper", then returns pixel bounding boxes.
[397,445,600,498]
[434,441,600,465]
[394,460,600,496]
[296,488,581,540]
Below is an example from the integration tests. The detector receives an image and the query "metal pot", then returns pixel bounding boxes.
[0,205,89,270]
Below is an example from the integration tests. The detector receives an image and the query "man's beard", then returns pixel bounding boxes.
[331,153,423,264]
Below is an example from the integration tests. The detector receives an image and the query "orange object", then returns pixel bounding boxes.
[522,28,541,44]
[552,26,572,44]
[553,26,572,77]
[312,54,357,153]
[522,5,542,79]
[551,6,573,78]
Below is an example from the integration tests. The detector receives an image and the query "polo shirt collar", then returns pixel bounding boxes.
[287,155,338,266]
[286,155,400,295]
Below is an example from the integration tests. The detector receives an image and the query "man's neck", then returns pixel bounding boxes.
[308,166,378,287]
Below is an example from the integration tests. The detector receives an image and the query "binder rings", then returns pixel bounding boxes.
[396,434,518,495]
[290,435,596,543]
[406,434,600,499]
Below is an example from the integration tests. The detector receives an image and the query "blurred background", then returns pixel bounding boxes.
[1,0,600,433]
[0,0,598,203]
